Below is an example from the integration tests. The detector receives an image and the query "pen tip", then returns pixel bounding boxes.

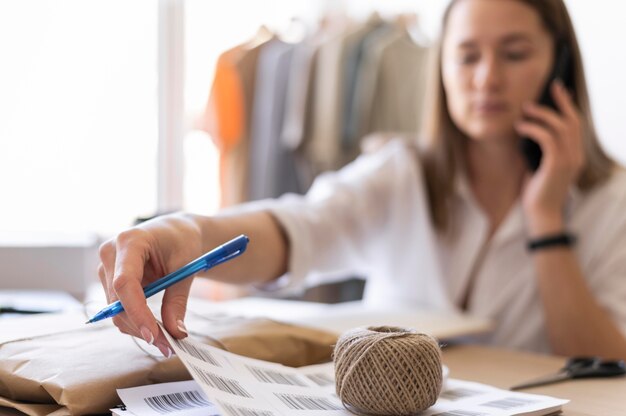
[85,320,92,324]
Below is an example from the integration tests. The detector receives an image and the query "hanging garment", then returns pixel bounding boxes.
[247,38,302,200]
[368,32,430,136]
[306,15,385,174]
[203,46,245,208]
[280,33,324,193]
[346,25,402,149]
[225,40,270,206]
[281,34,322,152]
[203,29,272,207]
[305,28,350,174]
[340,18,388,154]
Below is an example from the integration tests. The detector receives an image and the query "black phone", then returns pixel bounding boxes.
[520,43,573,171]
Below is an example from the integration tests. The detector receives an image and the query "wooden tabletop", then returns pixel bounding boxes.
[442,345,626,416]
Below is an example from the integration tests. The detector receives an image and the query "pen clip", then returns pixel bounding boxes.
[202,234,249,270]
[204,248,245,270]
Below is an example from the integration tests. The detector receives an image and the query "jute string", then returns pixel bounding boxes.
[333,326,443,415]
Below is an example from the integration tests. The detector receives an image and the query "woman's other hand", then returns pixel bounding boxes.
[515,80,585,235]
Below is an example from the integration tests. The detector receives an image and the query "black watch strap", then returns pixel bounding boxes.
[527,233,576,251]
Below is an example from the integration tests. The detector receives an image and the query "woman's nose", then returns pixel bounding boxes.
[472,55,503,92]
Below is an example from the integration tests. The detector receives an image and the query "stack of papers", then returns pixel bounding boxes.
[112,330,568,416]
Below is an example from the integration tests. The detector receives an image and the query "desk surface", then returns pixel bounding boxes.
[443,345,626,416]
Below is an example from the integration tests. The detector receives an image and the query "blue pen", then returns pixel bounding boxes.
[86,234,249,324]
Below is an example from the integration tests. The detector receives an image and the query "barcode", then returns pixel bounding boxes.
[246,365,307,386]
[219,401,275,416]
[481,397,538,409]
[433,411,487,416]
[172,338,220,366]
[306,373,335,386]
[275,393,343,410]
[144,390,213,414]
[190,364,252,397]
[439,388,483,400]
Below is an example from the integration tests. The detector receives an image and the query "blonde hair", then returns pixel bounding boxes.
[420,0,616,232]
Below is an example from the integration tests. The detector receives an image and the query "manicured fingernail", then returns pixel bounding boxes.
[157,343,173,358]
[140,326,154,345]
[177,319,188,335]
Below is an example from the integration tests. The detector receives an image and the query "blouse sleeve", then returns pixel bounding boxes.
[253,140,424,295]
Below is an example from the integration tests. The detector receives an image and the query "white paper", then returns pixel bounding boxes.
[115,380,220,416]
[422,379,567,416]
[154,327,568,416]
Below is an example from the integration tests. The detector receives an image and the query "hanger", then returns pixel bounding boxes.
[278,16,308,44]
[395,12,429,46]
[245,24,274,49]
[318,2,352,34]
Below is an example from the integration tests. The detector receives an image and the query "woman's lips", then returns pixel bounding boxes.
[473,101,509,114]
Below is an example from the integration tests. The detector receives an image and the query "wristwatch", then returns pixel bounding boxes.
[527,232,577,251]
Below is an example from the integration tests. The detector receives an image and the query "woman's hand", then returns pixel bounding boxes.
[515,80,585,236]
[98,213,203,357]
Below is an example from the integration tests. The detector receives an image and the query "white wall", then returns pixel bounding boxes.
[565,0,626,164]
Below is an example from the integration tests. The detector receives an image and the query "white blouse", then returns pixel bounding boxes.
[247,139,626,353]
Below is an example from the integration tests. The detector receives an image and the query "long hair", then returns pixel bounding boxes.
[420,0,616,232]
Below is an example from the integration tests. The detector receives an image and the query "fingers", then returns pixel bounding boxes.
[159,278,193,343]
[551,81,585,169]
[98,238,139,337]
[515,121,559,168]
[98,240,116,303]
[520,102,566,141]
[517,80,584,172]
[112,231,161,347]
[98,230,168,355]
[552,79,579,123]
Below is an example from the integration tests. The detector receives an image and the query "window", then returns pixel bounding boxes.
[0,0,158,234]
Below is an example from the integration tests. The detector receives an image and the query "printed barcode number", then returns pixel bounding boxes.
[144,390,213,415]
[481,397,538,409]
[219,401,275,416]
[439,388,483,400]
[190,364,252,397]
[172,338,220,366]
[275,393,343,411]
[246,365,307,386]
[306,373,335,386]
[433,410,487,416]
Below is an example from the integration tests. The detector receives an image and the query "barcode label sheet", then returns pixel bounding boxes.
[115,326,568,416]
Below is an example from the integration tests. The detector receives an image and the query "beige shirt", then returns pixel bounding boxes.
[255,139,626,353]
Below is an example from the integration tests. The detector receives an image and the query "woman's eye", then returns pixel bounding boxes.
[504,50,530,61]
[459,53,479,65]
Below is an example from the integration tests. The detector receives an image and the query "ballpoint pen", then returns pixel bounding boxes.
[85,234,249,324]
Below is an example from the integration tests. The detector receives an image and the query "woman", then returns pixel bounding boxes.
[99,0,626,359]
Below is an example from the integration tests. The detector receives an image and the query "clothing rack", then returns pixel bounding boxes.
[203,12,432,208]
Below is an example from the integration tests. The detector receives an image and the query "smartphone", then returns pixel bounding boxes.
[520,43,573,171]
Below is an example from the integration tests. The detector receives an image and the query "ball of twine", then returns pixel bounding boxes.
[333,326,443,415]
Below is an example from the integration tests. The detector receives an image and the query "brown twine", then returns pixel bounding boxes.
[333,326,443,416]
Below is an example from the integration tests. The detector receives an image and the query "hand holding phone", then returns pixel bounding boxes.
[520,43,573,171]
